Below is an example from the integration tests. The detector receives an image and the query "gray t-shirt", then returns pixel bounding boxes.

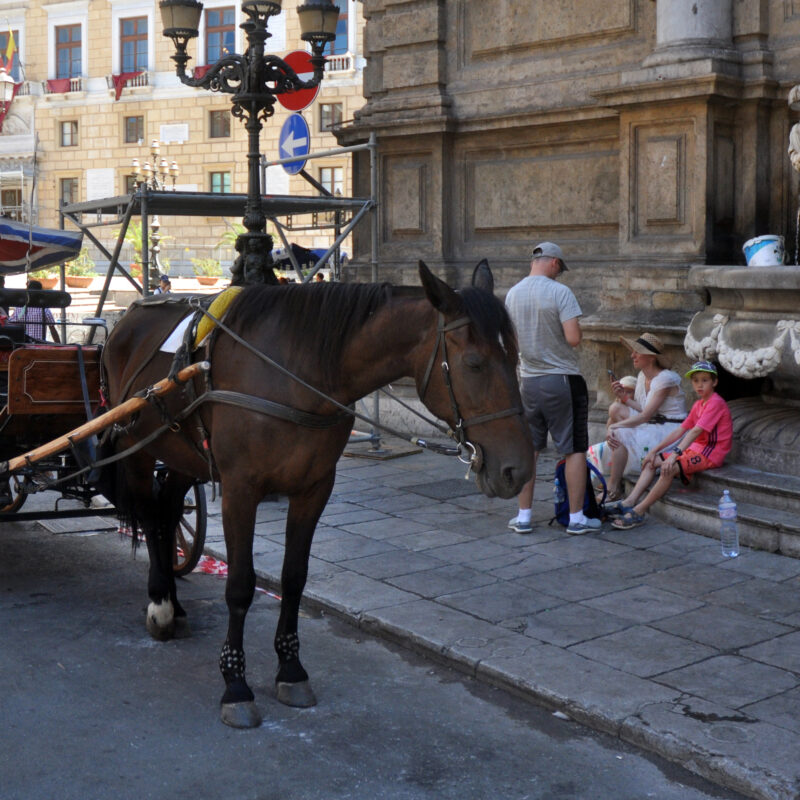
[505,274,582,377]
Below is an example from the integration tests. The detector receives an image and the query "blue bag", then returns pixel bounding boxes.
[551,458,607,527]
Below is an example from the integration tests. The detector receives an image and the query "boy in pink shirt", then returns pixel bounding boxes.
[611,361,732,529]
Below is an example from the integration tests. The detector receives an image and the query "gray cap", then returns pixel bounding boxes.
[531,241,567,272]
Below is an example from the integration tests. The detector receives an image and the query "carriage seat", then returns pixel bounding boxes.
[6,344,101,415]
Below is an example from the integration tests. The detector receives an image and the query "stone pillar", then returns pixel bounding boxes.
[645,0,736,68]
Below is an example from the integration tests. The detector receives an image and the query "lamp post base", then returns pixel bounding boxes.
[230,231,278,286]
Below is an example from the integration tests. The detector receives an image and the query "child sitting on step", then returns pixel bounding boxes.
[610,361,733,530]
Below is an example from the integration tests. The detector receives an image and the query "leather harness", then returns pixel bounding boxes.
[104,298,524,481]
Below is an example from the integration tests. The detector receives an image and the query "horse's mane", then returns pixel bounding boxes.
[226,281,395,388]
[225,280,518,388]
[458,286,519,366]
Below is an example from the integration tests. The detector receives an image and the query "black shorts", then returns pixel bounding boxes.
[520,374,589,455]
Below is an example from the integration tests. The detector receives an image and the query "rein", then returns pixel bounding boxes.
[186,298,521,471]
[27,293,524,490]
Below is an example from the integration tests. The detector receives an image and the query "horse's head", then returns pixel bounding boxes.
[415,260,533,498]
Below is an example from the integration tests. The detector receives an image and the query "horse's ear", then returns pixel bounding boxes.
[471,259,494,294]
[418,260,462,315]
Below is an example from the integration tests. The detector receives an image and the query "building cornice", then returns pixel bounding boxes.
[594,72,782,109]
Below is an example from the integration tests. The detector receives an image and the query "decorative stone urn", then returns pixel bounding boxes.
[685,266,800,476]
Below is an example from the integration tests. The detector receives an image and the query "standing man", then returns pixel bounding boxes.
[504,242,599,535]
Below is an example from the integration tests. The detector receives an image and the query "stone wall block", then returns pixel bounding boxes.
[461,0,634,59]
[383,5,442,47]
[652,291,689,310]
[383,50,442,90]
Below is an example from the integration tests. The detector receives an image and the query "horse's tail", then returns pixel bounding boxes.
[104,455,188,558]
[92,440,141,547]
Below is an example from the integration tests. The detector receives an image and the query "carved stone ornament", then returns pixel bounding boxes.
[1,107,32,136]
[789,122,800,173]
[685,313,800,379]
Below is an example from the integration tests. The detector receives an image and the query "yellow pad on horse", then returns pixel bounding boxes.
[195,286,243,349]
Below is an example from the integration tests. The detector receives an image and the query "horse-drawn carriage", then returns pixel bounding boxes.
[0,282,207,575]
[2,218,533,727]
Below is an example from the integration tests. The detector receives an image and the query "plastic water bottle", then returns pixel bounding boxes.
[719,490,739,558]
[554,477,565,505]
[640,446,649,467]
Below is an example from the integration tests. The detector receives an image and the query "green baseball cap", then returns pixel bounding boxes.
[685,360,718,378]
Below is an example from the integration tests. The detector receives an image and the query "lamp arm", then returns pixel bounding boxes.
[174,54,247,94]
[262,53,326,96]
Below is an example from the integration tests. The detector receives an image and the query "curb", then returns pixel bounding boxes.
[204,541,792,800]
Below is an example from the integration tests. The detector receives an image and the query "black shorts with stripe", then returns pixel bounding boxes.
[520,373,589,455]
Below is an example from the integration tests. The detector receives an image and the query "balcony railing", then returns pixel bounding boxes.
[43,77,83,94]
[126,71,150,89]
[324,54,353,73]
[0,202,37,225]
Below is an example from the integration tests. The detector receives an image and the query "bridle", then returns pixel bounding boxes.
[418,312,523,472]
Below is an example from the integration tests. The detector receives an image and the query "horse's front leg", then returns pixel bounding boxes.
[219,490,260,729]
[275,474,336,708]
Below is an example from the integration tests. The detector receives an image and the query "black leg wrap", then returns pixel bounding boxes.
[219,641,246,682]
[275,631,300,662]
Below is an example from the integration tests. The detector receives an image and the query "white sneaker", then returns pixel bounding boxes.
[566,516,602,535]
[507,515,533,534]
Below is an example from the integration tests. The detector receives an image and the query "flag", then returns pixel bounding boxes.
[4,28,16,73]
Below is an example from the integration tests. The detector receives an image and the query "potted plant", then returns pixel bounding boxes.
[65,247,96,288]
[191,257,223,286]
[29,267,59,289]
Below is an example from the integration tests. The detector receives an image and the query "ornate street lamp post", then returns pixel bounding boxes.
[131,139,181,191]
[159,0,338,284]
[129,139,180,291]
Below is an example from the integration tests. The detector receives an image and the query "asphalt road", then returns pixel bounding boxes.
[0,519,746,800]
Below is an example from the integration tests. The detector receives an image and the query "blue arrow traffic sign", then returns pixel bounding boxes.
[278,113,311,175]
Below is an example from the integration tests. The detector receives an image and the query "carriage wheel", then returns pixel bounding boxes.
[173,483,207,576]
[1,475,29,514]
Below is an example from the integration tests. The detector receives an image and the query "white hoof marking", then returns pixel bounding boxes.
[147,598,174,629]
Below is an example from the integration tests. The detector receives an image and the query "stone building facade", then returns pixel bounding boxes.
[338,0,800,427]
[0,0,365,266]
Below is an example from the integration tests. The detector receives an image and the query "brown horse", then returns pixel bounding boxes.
[101,260,533,727]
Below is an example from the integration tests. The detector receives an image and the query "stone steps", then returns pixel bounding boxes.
[649,464,800,558]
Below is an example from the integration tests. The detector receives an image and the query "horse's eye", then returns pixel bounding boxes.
[463,354,483,372]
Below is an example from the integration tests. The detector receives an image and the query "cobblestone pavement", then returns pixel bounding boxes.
[200,441,800,800]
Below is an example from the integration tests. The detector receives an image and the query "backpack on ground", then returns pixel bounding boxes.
[550,458,607,527]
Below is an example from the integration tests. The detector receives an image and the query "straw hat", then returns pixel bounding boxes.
[619,332,671,367]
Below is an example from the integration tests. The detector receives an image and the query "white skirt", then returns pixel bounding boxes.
[613,422,683,476]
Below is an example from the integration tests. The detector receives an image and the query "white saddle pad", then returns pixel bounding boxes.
[159,314,194,353]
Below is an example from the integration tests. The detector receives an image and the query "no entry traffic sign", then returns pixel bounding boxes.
[277,50,320,112]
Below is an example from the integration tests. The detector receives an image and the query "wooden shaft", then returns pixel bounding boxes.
[3,361,209,474]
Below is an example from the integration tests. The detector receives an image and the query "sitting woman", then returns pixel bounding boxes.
[605,332,687,501]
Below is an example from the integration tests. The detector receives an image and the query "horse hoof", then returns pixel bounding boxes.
[146,614,175,641]
[276,680,317,708]
[146,599,175,641]
[221,701,262,729]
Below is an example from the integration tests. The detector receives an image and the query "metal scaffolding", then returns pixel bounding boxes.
[57,134,384,446]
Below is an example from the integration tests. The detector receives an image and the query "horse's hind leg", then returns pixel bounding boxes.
[148,467,194,639]
[274,475,336,708]
[120,456,192,641]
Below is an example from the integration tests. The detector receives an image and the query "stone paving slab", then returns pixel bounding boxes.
[204,444,800,800]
